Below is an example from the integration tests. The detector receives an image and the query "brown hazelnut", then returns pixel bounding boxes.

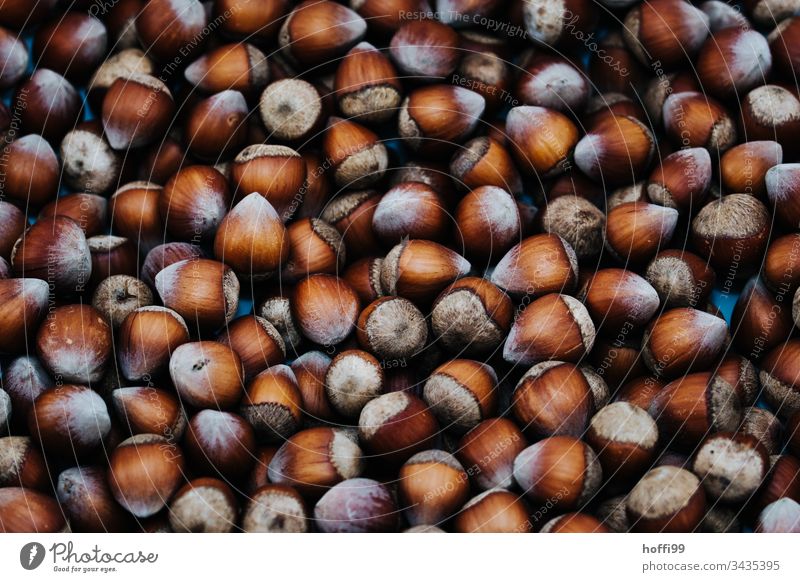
[512,361,595,438]
[691,432,769,503]
[112,386,186,441]
[490,233,578,297]
[649,372,742,449]
[28,385,111,458]
[422,359,497,434]
[155,258,240,332]
[241,365,303,442]
[314,477,398,532]
[626,466,706,532]
[56,466,131,532]
[242,484,308,533]
[118,306,190,382]
[168,478,237,533]
[325,349,384,419]
[453,488,531,533]
[268,427,364,497]
[107,434,185,519]
[358,391,438,465]
[504,294,596,366]
[506,105,579,178]
[183,409,255,481]
[356,296,428,360]
[455,418,528,491]
[335,41,402,124]
[398,450,469,526]
[169,341,244,410]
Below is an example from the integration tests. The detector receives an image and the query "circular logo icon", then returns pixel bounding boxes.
[20,542,46,570]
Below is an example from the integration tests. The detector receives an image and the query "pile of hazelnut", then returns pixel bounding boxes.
[1,0,800,535]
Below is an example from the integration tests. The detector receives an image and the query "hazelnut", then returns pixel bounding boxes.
[759,339,800,418]
[373,182,450,245]
[512,361,595,438]
[0,487,67,533]
[258,79,325,144]
[314,478,398,533]
[0,201,25,260]
[594,495,630,533]
[320,190,382,258]
[607,202,681,267]
[259,290,303,355]
[1,356,52,425]
[390,19,461,79]
[423,359,497,433]
[768,16,800,79]
[740,407,783,455]
[644,250,715,309]
[756,498,800,533]
[575,115,655,185]
[381,239,471,305]
[456,418,528,491]
[450,137,522,194]
[279,0,367,70]
[714,354,760,406]
[587,402,659,486]
[731,277,793,361]
[215,0,287,42]
[741,87,800,153]
[161,166,231,243]
[241,365,303,442]
[112,386,186,441]
[622,0,709,68]
[540,513,610,533]
[281,218,345,283]
[764,234,800,294]
[431,277,512,357]
[214,193,289,280]
[642,307,728,379]
[109,182,164,255]
[516,55,589,113]
[539,195,605,261]
[720,141,782,199]
[691,432,769,503]
[169,341,244,410]
[184,89,250,159]
[108,434,185,519]
[490,234,578,297]
[580,268,660,335]
[504,294,596,366]
[56,466,130,533]
[626,466,706,532]
[87,235,138,287]
[184,410,255,481]
[168,478,237,533]
[101,74,175,150]
[398,450,469,526]
[0,135,58,208]
[0,27,28,88]
[184,43,269,98]
[453,488,531,533]
[118,306,190,382]
[324,349,384,419]
[242,485,308,533]
[292,274,360,346]
[506,105,579,178]
[357,296,428,360]
[36,304,112,385]
[766,163,800,229]
[15,69,81,143]
[513,436,602,511]
[662,91,737,152]
[0,436,49,490]
[398,84,485,158]
[267,427,364,497]
[358,391,439,465]
[12,217,92,296]
[28,385,111,458]
[343,257,384,305]
[231,144,306,220]
[646,148,712,212]
[649,372,742,449]
[289,353,339,424]
[0,278,49,355]
[217,315,286,380]
[135,0,207,63]
[155,258,240,332]
[454,186,521,263]
[697,28,772,99]
[335,42,402,124]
